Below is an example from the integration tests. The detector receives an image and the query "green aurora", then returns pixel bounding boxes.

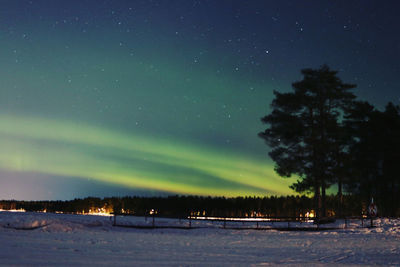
[0,4,291,199]
[0,114,294,197]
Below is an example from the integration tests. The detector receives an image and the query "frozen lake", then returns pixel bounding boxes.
[0,211,399,266]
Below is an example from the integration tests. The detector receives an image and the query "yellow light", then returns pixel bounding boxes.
[305,211,315,218]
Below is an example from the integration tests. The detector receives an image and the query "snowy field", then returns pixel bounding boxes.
[0,211,399,266]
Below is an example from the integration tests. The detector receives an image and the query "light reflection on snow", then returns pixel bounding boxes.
[0,209,26,212]
[187,216,316,222]
[189,216,273,221]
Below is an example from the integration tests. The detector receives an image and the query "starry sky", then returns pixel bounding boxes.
[0,0,399,200]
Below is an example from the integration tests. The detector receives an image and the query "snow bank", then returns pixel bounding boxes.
[0,211,113,231]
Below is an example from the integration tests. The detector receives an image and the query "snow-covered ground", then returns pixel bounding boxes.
[0,212,399,266]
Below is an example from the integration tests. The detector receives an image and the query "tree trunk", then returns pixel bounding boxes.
[321,181,326,218]
[391,179,395,217]
[314,184,321,220]
[338,177,343,217]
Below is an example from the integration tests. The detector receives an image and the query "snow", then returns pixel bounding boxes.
[0,212,399,266]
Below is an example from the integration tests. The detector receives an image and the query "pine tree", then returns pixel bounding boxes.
[259,65,356,218]
[346,102,400,216]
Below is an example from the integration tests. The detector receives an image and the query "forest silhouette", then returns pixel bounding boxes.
[259,65,400,218]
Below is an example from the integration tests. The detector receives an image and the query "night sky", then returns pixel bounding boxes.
[0,1,399,200]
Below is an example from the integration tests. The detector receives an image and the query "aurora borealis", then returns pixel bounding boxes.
[0,114,292,198]
[0,1,399,200]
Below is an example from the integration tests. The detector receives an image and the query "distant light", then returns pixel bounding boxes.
[305,211,315,218]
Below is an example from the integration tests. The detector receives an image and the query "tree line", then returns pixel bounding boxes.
[0,195,367,218]
[259,65,400,218]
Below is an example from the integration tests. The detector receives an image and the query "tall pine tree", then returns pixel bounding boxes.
[259,65,356,218]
